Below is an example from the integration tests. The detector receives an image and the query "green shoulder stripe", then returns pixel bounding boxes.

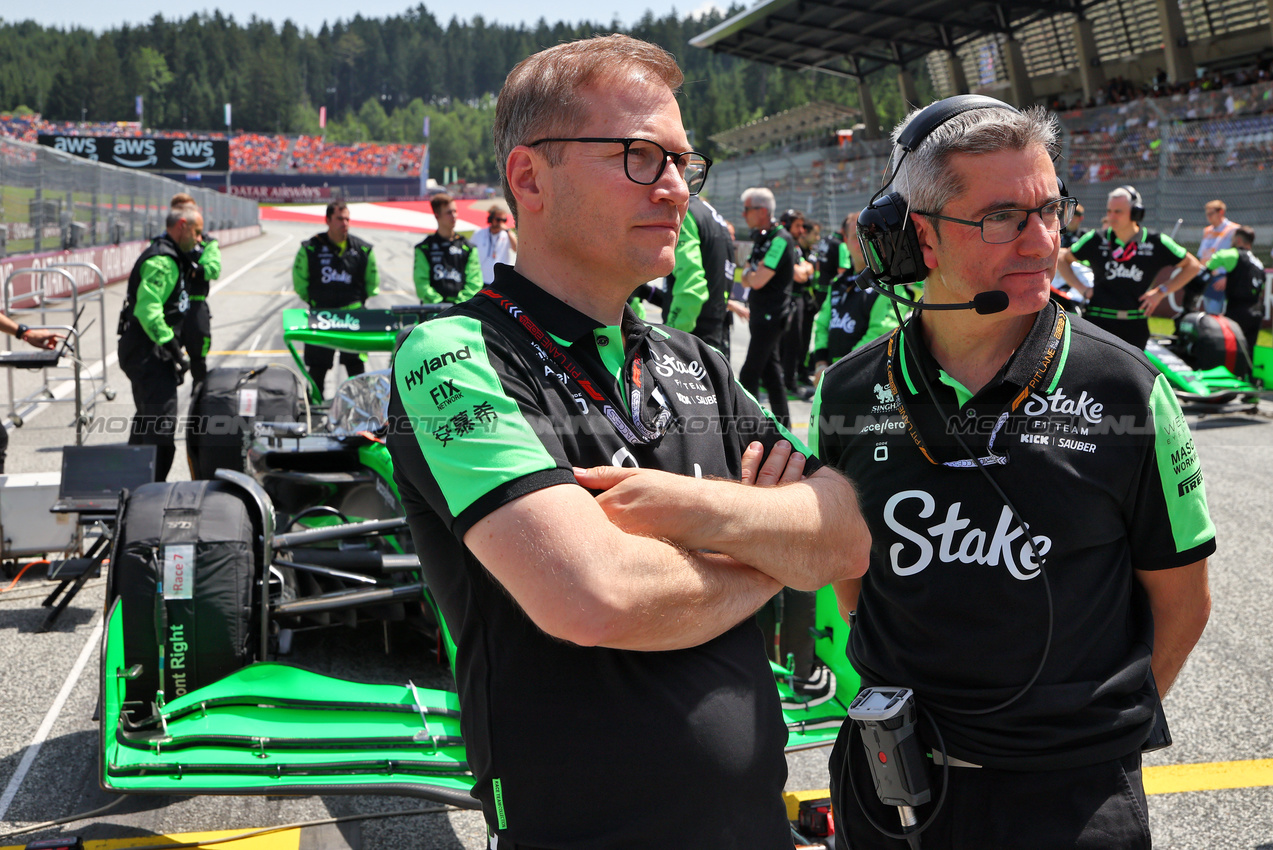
[1149,374,1215,553]
[763,231,789,269]
[808,383,824,458]
[1158,232,1188,259]
[734,381,813,455]
[1206,247,1240,274]
[396,316,558,518]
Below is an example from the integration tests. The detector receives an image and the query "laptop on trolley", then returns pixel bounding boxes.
[51,445,157,514]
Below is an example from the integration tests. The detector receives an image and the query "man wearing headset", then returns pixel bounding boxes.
[813,97,1214,848]
[1055,185,1203,350]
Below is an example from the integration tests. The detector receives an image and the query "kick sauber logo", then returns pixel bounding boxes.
[883,489,1051,581]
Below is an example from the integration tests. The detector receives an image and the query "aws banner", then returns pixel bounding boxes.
[37,135,231,171]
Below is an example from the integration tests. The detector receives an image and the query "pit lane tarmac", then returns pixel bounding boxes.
[1,223,1270,849]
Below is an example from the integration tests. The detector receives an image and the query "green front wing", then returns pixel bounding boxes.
[1143,338,1257,401]
[102,587,859,800]
[283,307,443,402]
[777,586,860,750]
[100,598,477,805]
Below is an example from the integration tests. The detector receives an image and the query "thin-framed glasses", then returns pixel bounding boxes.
[915,197,1079,245]
[527,137,712,195]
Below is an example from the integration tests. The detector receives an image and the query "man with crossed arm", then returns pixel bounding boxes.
[388,34,868,849]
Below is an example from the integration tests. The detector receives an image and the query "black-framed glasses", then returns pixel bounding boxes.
[915,197,1079,245]
[527,137,712,195]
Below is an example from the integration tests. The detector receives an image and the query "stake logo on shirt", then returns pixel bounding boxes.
[1022,387,1106,425]
[883,489,1051,581]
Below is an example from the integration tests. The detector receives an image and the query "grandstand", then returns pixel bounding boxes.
[702,72,1273,250]
[694,0,1273,249]
[0,116,425,178]
[693,0,1273,138]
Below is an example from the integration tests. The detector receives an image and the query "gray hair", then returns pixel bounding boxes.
[892,104,1060,224]
[741,187,775,215]
[492,34,683,217]
[165,206,198,229]
[1108,186,1136,205]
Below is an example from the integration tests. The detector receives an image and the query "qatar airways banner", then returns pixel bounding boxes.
[37,135,231,172]
[0,225,261,309]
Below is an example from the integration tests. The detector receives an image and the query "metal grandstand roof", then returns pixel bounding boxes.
[689,0,1097,80]
[709,100,861,151]
[694,0,1272,94]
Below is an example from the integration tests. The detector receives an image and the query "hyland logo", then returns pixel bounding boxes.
[883,489,1051,581]
[403,346,472,390]
[429,379,463,409]
[1022,387,1104,425]
[651,352,707,380]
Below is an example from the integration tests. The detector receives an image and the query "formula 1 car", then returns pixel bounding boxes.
[99,306,860,836]
[1145,311,1265,407]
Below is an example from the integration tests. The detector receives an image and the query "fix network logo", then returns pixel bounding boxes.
[430,378,463,409]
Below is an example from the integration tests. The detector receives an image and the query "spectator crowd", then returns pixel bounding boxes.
[0,115,426,177]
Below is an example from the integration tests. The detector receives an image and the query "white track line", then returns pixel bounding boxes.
[13,234,293,429]
[0,615,103,822]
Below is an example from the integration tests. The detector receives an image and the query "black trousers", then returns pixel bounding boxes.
[830,724,1151,850]
[1227,306,1262,368]
[782,290,818,386]
[303,344,365,400]
[0,420,7,474]
[740,312,791,427]
[119,329,180,481]
[181,299,213,387]
[1087,315,1149,351]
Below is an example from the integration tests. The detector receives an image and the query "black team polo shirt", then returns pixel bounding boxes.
[387,265,817,849]
[812,301,1215,771]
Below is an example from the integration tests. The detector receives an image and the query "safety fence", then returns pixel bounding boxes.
[0,137,258,260]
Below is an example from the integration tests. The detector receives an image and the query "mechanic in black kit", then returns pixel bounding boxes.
[387,34,869,850]
[739,187,811,426]
[813,97,1214,849]
[291,200,380,399]
[171,192,221,385]
[1056,185,1203,350]
[117,205,201,481]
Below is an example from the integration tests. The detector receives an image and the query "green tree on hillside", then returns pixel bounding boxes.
[0,9,932,182]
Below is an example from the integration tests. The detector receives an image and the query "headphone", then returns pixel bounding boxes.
[779,208,803,228]
[857,95,1066,288]
[1117,185,1146,222]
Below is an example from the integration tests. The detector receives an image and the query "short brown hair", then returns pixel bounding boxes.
[1205,200,1226,213]
[170,192,197,209]
[326,200,349,220]
[493,34,683,215]
[430,192,455,215]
